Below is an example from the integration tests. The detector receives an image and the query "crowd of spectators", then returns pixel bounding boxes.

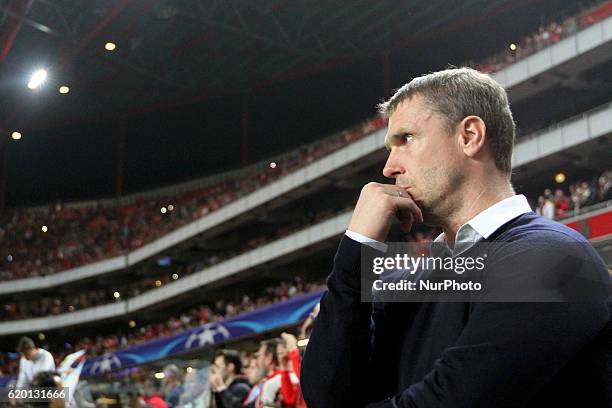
[0,204,349,321]
[2,302,320,407]
[0,276,324,380]
[0,116,386,282]
[472,0,612,74]
[3,166,610,322]
[534,169,611,220]
[5,321,318,407]
[3,0,612,283]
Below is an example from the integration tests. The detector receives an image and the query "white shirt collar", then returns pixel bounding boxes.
[434,194,532,254]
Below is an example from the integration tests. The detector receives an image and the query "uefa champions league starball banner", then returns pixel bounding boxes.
[81,290,323,377]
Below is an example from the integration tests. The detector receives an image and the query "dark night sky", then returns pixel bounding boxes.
[4,0,582,207]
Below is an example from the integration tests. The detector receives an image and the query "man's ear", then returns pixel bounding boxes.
[458,115,486,158]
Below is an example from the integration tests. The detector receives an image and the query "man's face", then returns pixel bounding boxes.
[22,347,36,360]
[245,359,263,385]
[213,355,229,380]
[384,95,465,225]
[256,343,266,371]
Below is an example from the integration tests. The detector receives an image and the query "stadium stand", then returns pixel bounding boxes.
[1,1,611,407]
[1,168,609,321]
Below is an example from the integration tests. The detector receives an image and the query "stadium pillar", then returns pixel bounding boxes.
[241,94,249,167]
[383,52,391,99]
[116,119,126,196]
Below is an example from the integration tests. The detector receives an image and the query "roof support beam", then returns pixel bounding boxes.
[56,0,132,70]
[179,5,323,60]
[0,0,33,64]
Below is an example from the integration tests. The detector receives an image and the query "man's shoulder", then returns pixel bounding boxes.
[229,377,251,393]
[38,348,54,362]
[494,212,591,244]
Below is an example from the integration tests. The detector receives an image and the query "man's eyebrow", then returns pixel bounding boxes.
[384,128,412,151]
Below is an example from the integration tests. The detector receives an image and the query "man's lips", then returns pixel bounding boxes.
[397,185,414,197]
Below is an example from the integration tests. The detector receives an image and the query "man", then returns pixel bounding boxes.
[301,67,612,407]
[161,364,183,408]
[16,337,55,388]
[31,371,66,408]
[243,357,265,408]
[256,339,298,408]
[209,350,251,408]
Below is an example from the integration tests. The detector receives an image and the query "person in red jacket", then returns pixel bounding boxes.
[280,333,307,408]
[256,339,298,408]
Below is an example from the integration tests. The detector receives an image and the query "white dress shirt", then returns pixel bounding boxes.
[346,194,532,256]
[16,348,56,388]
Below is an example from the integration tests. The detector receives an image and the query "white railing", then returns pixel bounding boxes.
[3,18,612,293]
[492,15,612,88]
[3,97,612,294]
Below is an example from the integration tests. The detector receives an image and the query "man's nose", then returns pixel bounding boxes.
[383,150,404,179]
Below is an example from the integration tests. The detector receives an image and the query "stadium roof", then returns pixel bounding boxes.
[0,0,582,205]
[0,0,569,127]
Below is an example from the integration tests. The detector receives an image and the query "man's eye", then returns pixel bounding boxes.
[401,134,413,143]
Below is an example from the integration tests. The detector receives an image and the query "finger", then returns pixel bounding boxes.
[378,185,423,225]
[400,212,413,233]
[395,195,423,224]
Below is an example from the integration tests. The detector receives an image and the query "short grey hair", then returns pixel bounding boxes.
[378,67,515,174]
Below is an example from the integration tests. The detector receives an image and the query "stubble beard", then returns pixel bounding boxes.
[418,165,465,228]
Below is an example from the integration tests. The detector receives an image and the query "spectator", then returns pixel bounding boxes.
[31,370,66,408]
[243,357,265,408]
[143,379,169,408]
[570,184,582,215]
[16,337,56,388]
[554,189,570,218]
[161,364,183,408]
[256,339,298,408]
[598,170,612,201]
[280,333,306,408]
[209,350,251,408]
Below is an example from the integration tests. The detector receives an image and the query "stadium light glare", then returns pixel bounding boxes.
[154,372,165,379]
[27,69,48,89]
[7,254,13,262]
[160,206,167,214]
[172,273,179,280]
[113,291,121,299]
[11,131,22,140]
[270,162,277,169]
[168,204,174,211]
[186,367,193,373]
[105,42,116,51]
[509,43,517,51]
[129,320,136,328]
[59,85,70,94]
[38,333,45,341]
[41,225,48,233]
[555,172,566,183]
[155,280,162,287]
[68,305,75,312]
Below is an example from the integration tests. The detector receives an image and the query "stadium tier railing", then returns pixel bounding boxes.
[492,13,612,90]
[0,201,610,335]
[512,101,612,168]
[1,99,612,296]
[2,20,612,293]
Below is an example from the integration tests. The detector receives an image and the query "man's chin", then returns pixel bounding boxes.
[417,205,440,228]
